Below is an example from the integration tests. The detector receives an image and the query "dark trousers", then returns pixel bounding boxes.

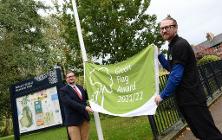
[179,103,222,140]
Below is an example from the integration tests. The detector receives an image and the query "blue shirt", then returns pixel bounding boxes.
[158,53,184,99]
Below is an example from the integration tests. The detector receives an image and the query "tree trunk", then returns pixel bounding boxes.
[2,113,12,136]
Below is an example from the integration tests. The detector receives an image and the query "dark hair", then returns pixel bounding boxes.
[163,15,178,27]
[65,70,75,76]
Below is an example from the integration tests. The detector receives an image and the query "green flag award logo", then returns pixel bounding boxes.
[85,45,159,117]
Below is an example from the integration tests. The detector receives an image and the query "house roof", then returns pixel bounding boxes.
[193,33,222,53]
[197,33,222,47]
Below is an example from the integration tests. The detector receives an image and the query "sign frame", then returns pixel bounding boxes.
[10,68,65,140]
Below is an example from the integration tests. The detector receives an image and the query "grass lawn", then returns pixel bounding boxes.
[0,116,153,140]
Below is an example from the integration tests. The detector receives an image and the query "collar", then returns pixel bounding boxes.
[168,34,179,48]
[68,84,76,88]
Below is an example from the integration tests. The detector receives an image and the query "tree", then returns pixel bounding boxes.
[42,15,69,72]
[0,0,48,135]
[53,3,86,74]
[57,0,164,65]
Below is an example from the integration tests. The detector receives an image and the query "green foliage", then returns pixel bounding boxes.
[0,0,49,136]
[80,0,164,64]
[41,16,69,72]
[53,3,84,74]
[0,118,13,137]
[56,0,164,69]
[197,55,220,66]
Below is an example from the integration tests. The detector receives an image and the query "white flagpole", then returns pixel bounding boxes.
[71,0,104,140]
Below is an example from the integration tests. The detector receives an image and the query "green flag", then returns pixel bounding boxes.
[85,44,159,117]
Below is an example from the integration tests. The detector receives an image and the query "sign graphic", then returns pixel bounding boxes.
[16,87,63,133]
[10,68,64,139]
[85,45,159,117]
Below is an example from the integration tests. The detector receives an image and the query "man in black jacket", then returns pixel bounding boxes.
[60,70,93,140]
[155,15,222,139]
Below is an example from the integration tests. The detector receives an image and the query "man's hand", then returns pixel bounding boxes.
[154,95,163,105]
[85,106,93,113]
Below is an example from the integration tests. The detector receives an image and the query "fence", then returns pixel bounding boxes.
[149,60,222,140]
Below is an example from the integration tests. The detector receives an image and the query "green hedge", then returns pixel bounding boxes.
[197,55,220,66]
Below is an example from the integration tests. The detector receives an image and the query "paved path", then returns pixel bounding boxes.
[175,94,222,140]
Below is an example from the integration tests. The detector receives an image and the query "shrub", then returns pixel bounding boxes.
[197,55,220,66]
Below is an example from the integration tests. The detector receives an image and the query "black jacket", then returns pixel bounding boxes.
[60,84,90,126]
[168,35,206,106]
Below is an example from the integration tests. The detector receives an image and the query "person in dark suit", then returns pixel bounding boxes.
[60,70,93,140]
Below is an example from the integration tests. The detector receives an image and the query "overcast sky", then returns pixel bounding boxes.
[40,0,222,47]
[147,0,222,47]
